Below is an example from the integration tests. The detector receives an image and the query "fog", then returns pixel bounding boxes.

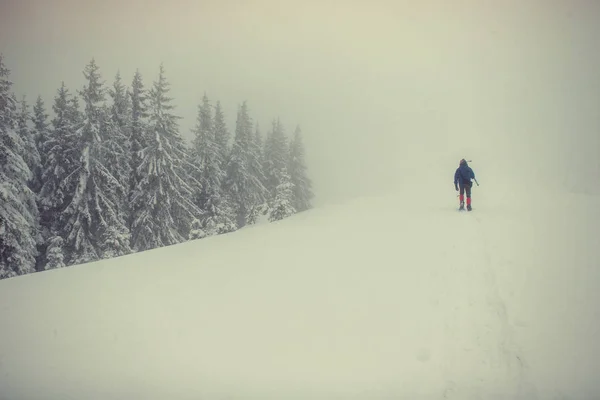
[1,0,599,204]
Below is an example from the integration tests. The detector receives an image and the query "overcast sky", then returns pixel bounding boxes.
[1,0,599,204]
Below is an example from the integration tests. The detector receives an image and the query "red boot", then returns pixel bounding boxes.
[466,197,472,211]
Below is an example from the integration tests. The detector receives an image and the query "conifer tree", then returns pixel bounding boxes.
[106,71,132,221]
[247,121,268,224]
[45,236,65,269]
[190,94,236,236]
[130,64,202,251]
[263,118,289,198]
[268,167,296,222]
[254,121,263,162]
[38,83,81,248]
[0,55,39,278]
[32,96,49,152]
[213,100,230,169]
[60,59,131,265]
[224,101,267,228]
[129,69,148,200]
[31,95,50,193]
[16,96,44,268]
[288,125,314,212]
[16,96,41,189]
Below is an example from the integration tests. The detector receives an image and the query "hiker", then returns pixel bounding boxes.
[454,159,476,211]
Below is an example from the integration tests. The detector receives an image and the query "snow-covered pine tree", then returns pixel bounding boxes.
[38,83,80,244]
[45,235,65,269]
[263,118,289,199]
[288,125,314,212]
[16,96,44,269]
[30,95,52,269]
[106,71,132,222]
[247,121,268,224]
[247,110,269,226]
[190,93,214,206]
[254,121,263,162]
[67,92,83,126]
[60,59,131,265]
[31,95,49,193]
[190,94,237,237]
[130,64,202,251]
[16,96,41,189]
[128,69,148,229]
[223,101,267,228]
[213,100,230,169]
[109,71,131,132]
[253,122,265,188]
[32,96,49,155]
[0,54,39,278]
[212,100,238,230]
[268,167,296,222]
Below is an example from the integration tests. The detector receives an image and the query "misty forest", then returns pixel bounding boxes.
[0,54,314,279]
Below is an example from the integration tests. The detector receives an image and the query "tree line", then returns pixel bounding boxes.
[0,55,314,279]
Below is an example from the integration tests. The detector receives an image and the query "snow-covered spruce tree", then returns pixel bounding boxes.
[32,96,49,156]
[130,64,202,251]
[38,83,81,254]
[60,59,131,265]
[247,111,270,225]
[268,167,296,222]
[129,71,147,178]
[263,118,289,198]
[67,91,83,126]
[31,95,50,193]
[254,121,263,163]
[253,122,265,188]
[189,93,215,207]
[0,54,39,278]
[45,235,65,269]
[213,100,230,169]
[106,71,132,221]
[288,125,314,212]
[16,96,41,190]
[212,100,238,231]
[247,121,268,224]
[190,94,236,236]
[202,186,237,234]
[16,96,44,269]
[128,69,148,231]
[223,101,267,228]
[30,95,52,269]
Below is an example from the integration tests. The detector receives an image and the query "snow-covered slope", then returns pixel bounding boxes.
[0,178,599,400]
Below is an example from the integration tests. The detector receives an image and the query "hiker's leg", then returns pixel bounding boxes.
[466,183,472,208]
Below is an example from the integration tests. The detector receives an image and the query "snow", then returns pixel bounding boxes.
[0,176,599,399]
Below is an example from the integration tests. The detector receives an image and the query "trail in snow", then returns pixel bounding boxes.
[387,190,537,399]
[438,210,534,398]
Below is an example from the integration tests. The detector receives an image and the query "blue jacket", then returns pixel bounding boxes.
[454,163,475,185]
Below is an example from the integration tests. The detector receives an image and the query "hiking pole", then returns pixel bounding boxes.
[473,178,479,186]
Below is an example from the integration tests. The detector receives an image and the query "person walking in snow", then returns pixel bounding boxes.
[454,159,476,211]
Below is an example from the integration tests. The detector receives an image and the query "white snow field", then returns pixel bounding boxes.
[0,175,599,400]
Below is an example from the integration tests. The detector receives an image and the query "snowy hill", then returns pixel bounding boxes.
[0,178,599,400]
